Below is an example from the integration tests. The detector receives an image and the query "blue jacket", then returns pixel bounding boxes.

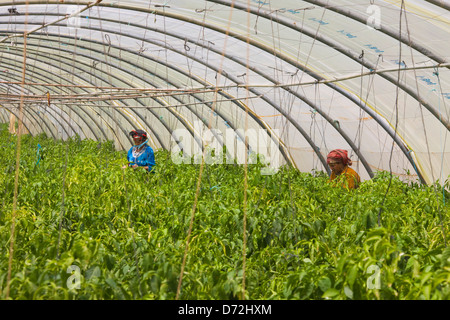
[127,144,155,172]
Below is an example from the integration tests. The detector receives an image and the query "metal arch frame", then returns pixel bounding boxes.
[0,105,33,137]
[64,16,303,167]
[5,16,294,165]
[0,7,296,165]
[0,11,401,177]
[94,35,286,162]
[0,41,121,142]
[2,22,211,153]
[0,106,7,122]
[425,0,450,11]
[2,38,170,151]
[1,2,448,128]
[115,0,427,181]
[0,65,68,139]
[302,0,450,67]
[217,0,449,131]
[2,4,341,171]
[0,84,46,135]
[1,45,168,152]
[0,62,88,141]
[0,82,52,138]
[0,19,174,149]
[5,59,108,141]
[174,31,375,177]
[45,32,262,159]
[41,37,206,153]
[2,24,291,163]
[1,38,187,154]
[100,0,449,131]
[95,4,300,167]
[96,26,295,165]
[0,1,433,181]
[12,45,166,151]
[0,16,413,177]
[299,0,450,131]
[18,34,204,153]
[80,15,327,171]
[177,0,428,182]
[0,48,108,142]
[5,55,127,146]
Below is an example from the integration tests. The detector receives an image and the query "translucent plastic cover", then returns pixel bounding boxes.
[0,0,448,184]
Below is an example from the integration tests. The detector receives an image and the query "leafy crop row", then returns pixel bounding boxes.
[0,124,449,299]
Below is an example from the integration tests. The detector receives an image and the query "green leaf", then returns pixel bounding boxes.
[318,277,331,293]
[344,286,353,299]
[441,246,450,267]
[322,288,339,299]
[355,231,365,243]
[347,265,358,287]
[105,278,118,290]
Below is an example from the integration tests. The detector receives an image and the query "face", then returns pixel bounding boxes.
[132,135,144,145]
[328,158,345,175]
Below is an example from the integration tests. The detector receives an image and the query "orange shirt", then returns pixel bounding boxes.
[329,166,361,190]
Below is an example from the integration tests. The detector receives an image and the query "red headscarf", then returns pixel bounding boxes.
[327,149,352,166]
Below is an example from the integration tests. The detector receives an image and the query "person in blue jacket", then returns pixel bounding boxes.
[122,129,155,172]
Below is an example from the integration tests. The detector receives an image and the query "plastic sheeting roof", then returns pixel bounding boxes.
[0,0,449,184]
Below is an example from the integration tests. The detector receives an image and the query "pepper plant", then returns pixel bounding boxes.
[0,124,449,300]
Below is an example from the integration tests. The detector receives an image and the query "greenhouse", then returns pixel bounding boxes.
[0,0,449,301]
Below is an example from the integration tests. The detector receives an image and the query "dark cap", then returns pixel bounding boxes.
[129,129,148,139]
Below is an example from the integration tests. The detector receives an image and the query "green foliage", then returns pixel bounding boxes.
[0,124,449,300]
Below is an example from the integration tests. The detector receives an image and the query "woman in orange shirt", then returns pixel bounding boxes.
[327,149,360,190]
